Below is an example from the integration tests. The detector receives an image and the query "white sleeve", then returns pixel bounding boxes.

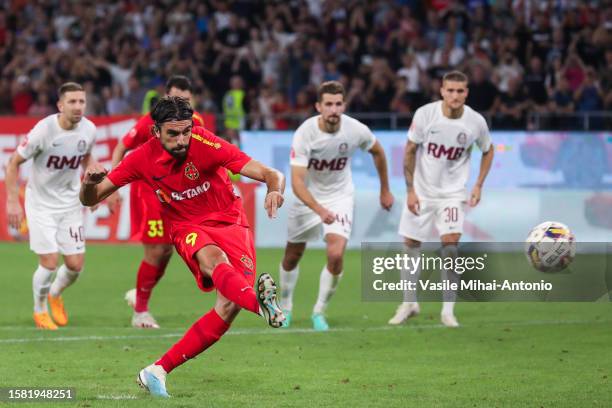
[86,123,97,154]
[16,120,47,160]
[290,126,309,167]
[358,124,376,151]
[475,116,492,152]
[407,108,425,144]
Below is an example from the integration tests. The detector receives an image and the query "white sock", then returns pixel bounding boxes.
[33,265,56,313]
[149,364,167,381]
[441,245,459,314]
[279,263,299,311]
[313,266,342,314]
[49,265,81,297]
[401,245,421,304]
[442,301,455,315]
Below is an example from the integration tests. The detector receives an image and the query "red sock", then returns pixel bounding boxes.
[211,263,260,314]
[135,261,165,313]
[156,308,229,373]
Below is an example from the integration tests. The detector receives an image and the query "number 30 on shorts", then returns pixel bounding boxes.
[147,220,164,238]
[443,207,459,223]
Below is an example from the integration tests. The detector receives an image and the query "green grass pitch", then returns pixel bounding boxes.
[0,242,610,407]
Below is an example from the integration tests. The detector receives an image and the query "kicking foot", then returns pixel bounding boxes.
[257,273,285,328]
[137,364,169,398]
[47,294,68,326]
[311,313,329,331]
[132,311,160,329]
[388,302,420,325]
[441,313,460,328]
[33,312,58,330]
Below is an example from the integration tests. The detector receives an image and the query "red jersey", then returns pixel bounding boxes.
[122,111,205,150]
[108,126,251,231]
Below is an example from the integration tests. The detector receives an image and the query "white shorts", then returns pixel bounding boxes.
[287,196,354,243]
[25,204,86,255]
[398,199,465,242]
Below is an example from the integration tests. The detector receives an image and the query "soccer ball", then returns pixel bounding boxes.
[525,221,576,273]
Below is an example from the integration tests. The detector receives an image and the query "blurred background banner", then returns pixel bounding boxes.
[242,130,612,247]
[1,128,611,245]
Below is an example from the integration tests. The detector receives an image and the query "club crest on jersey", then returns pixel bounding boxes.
[240,255,254,270]
[184,162,199,180]
[457,132,467,145]
[77,139,87,152]
[338,142,348,154]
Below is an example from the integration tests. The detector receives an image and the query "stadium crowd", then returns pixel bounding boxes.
[0,0,610,129]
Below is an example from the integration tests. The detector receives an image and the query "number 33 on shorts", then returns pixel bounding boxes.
[147,219,164,238]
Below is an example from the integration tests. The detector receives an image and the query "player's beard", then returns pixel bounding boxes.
[165,143,189,160]
[322,115,341,133]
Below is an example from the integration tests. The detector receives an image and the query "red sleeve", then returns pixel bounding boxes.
[193,127,251,173]
[218,138,251,174]
[122,115,154,150]
[107,146,145,188]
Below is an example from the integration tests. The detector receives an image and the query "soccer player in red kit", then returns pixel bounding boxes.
[80,96,285,397]
[108,75,205,329]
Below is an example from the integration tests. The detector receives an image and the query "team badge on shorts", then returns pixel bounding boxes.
[184,162,199,180]
[77,139,87,152]
[339,142,348,154]
[457,132,467,145]
[240,255,254,270]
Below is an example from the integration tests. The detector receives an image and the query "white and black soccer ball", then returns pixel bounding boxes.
[525,221,576,273]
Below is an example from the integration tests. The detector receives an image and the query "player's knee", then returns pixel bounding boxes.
[404,238,421,249]
[145,244,172,264]
[327,255,344,274]
[196,248,229,277]
[39,254,59,270]
[214,300,241,323]
[64,258,84,272]
[161,245,173,259]
[282,252,302,270]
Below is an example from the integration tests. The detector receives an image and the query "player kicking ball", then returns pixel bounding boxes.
[388,71,494,327]
[5,82,97,330]
[108,75,205,329]
[80,96,285,397]
[279,81,394,331]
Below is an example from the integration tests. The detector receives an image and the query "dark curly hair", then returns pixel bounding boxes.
[151,96,194,127]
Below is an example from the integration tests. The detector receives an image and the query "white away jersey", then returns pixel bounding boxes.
[290,114,376,203]
[17,114,97,212]
[408,101,491,200]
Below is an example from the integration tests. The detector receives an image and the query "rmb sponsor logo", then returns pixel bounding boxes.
[46,154,86,169]
[427,143,465,160]
[308,157,348,171]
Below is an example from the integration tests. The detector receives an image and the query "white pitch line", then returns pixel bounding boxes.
[96,394,138,400]
[0,319,610,344]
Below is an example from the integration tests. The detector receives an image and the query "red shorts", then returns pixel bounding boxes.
[130,181,172,245]
[172,222,256,292]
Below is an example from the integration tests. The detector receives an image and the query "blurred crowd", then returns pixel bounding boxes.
[0,0,610,130]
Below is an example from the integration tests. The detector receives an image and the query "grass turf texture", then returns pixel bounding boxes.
[0,242,610,407]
